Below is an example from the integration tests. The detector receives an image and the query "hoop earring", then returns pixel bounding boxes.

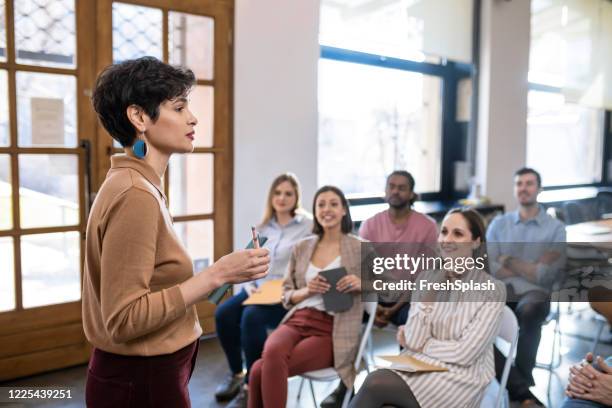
[133,140,147,159]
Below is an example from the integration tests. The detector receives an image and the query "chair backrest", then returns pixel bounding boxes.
[494,305,519,408]
[497,305,519,348]
[597,191,612,217]
[354,301,378,371]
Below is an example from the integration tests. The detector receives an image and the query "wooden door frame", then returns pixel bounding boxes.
[0,0,98,381]
[0,0,234,381]
[94,0,234,334]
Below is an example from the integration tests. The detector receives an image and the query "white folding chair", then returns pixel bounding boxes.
[366,322,400,366]
[296,301,377,408]
[480,305,519,408]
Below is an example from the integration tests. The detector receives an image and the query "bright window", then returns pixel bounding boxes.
[527,90,604,186]
[318,58,442,195]
[528,0,607,187]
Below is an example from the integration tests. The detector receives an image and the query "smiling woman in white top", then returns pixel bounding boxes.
[213,173,312,408]
[248,185,366,408]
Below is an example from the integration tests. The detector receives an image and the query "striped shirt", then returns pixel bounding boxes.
[395,269,506,408]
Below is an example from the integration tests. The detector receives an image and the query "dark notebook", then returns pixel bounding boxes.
[319,267,353,313]
[207,236,269,305]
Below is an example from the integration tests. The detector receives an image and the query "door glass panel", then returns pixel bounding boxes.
[0,0,6,62]
[16,72,77,147]
[169,153,213,216]
[168,12,214,80]
[113,3,162,63]
[0,154,11,230]
[0,70,8,146]
[14,0,76,68]
[19,154,79,229]
[190,86,213,147]
[174,220,214,270]
[21,231,80,308]
[0,237,14,312]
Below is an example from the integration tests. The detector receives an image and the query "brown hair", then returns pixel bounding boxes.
[312,185,353,236]
[445,207,489,269]
[514,167,542,188]
[260,173,303,226]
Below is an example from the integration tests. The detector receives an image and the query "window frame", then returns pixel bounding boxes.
[527,81,611,191]
[319,45,473,204]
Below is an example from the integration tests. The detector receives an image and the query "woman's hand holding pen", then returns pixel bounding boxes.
[179,248,270,307]
[212,248,271,286]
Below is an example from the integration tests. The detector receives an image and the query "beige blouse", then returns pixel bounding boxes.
[281,234,367,388]
[82,155,202,356]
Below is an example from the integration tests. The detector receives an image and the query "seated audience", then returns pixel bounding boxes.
[248,186,365,408]
[214,173,312,407]
[487,167,566,407]
[350,208,506,408]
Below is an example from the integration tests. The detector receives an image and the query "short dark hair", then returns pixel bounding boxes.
[91,56,196,147]
[514,167,542,188]
[312,185,353,236]
[387,170,418,206]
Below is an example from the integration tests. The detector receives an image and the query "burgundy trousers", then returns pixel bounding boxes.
[86,341,199,408]
[248,308,334,408]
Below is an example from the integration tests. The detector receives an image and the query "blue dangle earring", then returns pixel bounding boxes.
[133,133,147,159]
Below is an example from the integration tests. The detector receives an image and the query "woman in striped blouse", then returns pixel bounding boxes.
[350,208,506,408]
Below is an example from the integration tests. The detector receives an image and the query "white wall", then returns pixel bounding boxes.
[234,0,533,244]
[476,0,531,212]
[233,0,320,248]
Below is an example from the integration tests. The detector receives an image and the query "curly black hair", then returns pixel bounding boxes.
[387,170,418,206]
[91,56,195,147]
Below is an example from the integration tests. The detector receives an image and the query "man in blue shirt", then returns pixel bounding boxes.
[487,167,566,407]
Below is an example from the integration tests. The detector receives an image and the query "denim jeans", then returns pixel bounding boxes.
[214,288,287,382]
[560,397,606,408]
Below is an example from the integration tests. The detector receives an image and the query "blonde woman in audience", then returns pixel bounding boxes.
[248,185,365,408]
[350,208,506,408]
[214,173,312,407]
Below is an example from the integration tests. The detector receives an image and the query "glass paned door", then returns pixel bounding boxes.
[1,0,84,311]
[97,0,234,336]
[0,0,97,381]
[0,0,233,382]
